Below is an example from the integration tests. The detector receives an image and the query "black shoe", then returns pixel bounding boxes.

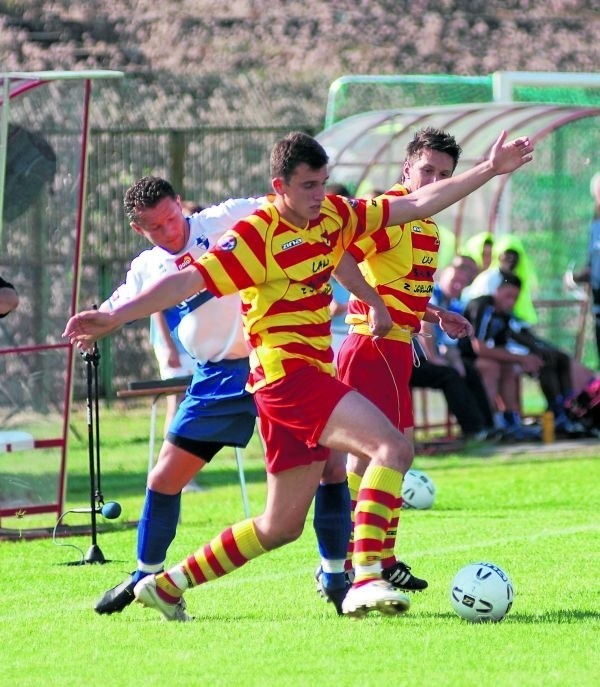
[321,584,350,616]
[382,561,428,591]
[314,566,352,615]
[499,424,541,443]
[94,574,136,615]
[555,417,588,438]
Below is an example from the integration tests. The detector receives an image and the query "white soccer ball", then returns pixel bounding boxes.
[401,469,436,509]
[450,562,514,623]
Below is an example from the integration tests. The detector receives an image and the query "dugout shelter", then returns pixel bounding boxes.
[317,71,600,364]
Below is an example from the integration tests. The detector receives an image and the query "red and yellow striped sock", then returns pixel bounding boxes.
[344,471,362,573]
[353,465,402,585]
[155,519,265,603]
[381,494,402,570]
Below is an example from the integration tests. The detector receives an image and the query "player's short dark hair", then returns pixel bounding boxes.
[405,127,462,172]
[497,270,522,290]
[124,176,177,221]
[270,132,328,182]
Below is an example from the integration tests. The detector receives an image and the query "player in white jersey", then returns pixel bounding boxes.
[95,177,265,615]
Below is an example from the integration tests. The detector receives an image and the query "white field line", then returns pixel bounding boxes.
[409,522,600,557]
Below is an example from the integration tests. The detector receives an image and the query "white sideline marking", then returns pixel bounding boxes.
[409,523,599,557]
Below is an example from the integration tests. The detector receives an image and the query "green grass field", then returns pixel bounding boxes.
[1,403,599,687]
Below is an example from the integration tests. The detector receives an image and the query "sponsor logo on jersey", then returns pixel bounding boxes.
[281,238,303,251]
[175,253,194,270]
[195,235,210,250]
[218,235,237,251]
[320,231,332,247]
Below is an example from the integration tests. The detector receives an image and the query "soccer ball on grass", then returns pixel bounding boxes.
[401,468,436,509]
[450,562,514,622]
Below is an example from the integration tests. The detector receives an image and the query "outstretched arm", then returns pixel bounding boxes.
[387,131,533,226]
[63,266,206,346]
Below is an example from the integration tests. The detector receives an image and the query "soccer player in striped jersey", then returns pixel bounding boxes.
[64,129,533,620]
[92,178,266,615]
[322,128,474,599]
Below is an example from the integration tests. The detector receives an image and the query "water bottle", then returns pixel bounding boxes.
[541,410,555,443]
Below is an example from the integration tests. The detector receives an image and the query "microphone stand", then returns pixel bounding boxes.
[83,341,107,564]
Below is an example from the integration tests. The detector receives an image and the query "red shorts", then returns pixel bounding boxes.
[336,333,414,432]
[254,365,351,474]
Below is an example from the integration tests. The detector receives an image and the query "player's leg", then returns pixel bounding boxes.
[93,439,217,616]
[133,365,344,621]
[95,359,256,615]
[335,334,426,596]
[317,388,412,617]
[376,424,426,592]
[138,358,256,577]
[313,449,352,612]
[134,457,325,621]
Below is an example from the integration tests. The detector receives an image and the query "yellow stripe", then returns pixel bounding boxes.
[232,519,266,559]
[348,322,412,343]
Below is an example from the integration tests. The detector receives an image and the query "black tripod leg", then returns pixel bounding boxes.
[92,343,103,504]
[85,351,99,548]
[83,345,106,564]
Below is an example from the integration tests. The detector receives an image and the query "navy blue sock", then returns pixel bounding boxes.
[313,481,351,590]
[134,488,181,582]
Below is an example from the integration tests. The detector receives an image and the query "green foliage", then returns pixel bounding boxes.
[1,403,598,686]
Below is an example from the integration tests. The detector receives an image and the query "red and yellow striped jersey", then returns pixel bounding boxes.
[345,183,440,340]
[193,195,389,391]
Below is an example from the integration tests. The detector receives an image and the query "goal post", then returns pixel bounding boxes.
[0,71,123,534]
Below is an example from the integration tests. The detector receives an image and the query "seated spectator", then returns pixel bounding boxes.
[461,272,585,439]
[0,275,18,317]
[450,254,479,286]
[462,234,586,435]
[411,263,496,441]
[459,273,544,441]
[462,231,494,274]
[462,233,537,324]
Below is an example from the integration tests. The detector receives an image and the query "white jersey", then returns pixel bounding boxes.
[104,196,266,363]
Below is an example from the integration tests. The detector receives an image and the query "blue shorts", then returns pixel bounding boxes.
[167,358,257,458]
